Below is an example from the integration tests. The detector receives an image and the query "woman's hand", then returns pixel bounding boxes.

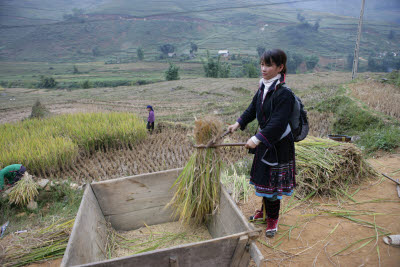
[228,122,240,133]
[245,138,257,149]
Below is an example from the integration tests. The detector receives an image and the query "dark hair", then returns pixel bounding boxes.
[260,49,287,75]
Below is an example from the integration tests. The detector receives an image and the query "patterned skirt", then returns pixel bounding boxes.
[249,136,296,200]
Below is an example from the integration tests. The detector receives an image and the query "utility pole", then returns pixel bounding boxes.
[352,0,366,80]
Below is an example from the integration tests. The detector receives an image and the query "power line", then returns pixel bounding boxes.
[0,0,316,29]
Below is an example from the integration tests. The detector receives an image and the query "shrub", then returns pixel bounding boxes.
[219,63,231,78]
[165,63,180,81]
[358,126,400,153]
[305,55,319,71]
[286,51,304,74]
[137,47,144,61]
[202,51,231,78]
[30,100,50,119]
[243,63,259,78]
[81,80,92,89]
[37,75,57,88]
[73,65,79,74]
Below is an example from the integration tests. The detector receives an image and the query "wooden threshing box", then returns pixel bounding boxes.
[61,168,264,267]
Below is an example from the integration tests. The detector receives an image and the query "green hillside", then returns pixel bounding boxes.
[0,0,399,63]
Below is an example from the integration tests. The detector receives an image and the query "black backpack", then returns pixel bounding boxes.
[287,89,309,142]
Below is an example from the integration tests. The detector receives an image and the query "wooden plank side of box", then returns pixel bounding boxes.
[207,186,256,238]
[61,185,108,267]
[91,168,181,215]
[91,168,182,230]
[77,231,251,267]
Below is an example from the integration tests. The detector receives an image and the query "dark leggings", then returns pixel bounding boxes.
[147,122,154,132]
[263,197,281,220]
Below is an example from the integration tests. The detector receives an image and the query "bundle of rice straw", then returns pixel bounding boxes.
[8,172,39,207]
[295,137,377,198]
[167,117,224,225]
[2,219,74,266]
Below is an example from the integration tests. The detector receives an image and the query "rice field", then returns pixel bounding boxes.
[0,112,147,176]
[348,80,400,120]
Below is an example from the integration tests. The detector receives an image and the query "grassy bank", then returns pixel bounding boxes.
[0,112,147,175]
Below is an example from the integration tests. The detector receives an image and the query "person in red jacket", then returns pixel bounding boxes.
[228,49,296,238]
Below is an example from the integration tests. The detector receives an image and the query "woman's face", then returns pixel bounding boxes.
[147,108,151,112]
[260,60,283,80]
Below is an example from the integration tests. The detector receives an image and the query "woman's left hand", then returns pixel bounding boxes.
[245,138,257,149]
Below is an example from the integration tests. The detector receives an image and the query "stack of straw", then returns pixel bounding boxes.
[295,137,377,197]
[8,172,39,207]
[167,117,224,225]
[2,219,74,266]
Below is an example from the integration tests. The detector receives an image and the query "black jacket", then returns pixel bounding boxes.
[237,75,295,165]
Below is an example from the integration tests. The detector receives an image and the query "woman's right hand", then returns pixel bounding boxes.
[228,122,240,133]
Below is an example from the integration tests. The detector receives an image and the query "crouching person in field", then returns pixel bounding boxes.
[0,164,27,191]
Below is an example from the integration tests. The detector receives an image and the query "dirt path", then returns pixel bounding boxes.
[240,153,400,267]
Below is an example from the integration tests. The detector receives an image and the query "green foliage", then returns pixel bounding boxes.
[30,100,50,119]
[190,42,198,53]
[159,44,175,55]
[358,126,400,153]
[202,51,231,78]
[37,75,57,88]
[243,63,259,78]
[81,80,92,89]
[73,65,79,74]
[368,53,400,72]
[305,55,319,70]
[286,51,304,74]
[315,95,382,134]
[347,53,354,71]
[137,47,144,61]
[384,70,400,87]
[92,47,100,57]
[257,46,266,57]
[218,63,231,78]
[202,51,220,78]
[165,63,180,81]
[368,55,384,72]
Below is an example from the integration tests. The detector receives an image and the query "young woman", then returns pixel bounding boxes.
[146,105,155,133]
[228,49,295,238]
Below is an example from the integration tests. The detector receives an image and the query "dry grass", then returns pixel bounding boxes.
[295,137,377,198]
[106,220,211,259]
[1,219,74,267]
[8,173,38,207]
[307,111,334,137]
[348,80,400,120]
[168,117,224,225]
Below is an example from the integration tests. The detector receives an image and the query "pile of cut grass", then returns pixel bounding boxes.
[0,112,147,175]
[295,137,377,198]
[167,117,224,225]
[2,219,74,267]
[106,221,211,259]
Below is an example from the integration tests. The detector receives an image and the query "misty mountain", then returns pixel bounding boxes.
[0,0,399,62]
